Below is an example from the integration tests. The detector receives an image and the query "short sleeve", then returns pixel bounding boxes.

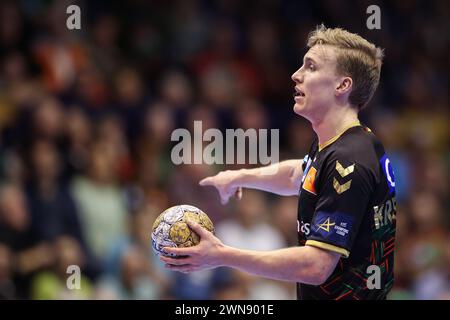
[305,155,375,258]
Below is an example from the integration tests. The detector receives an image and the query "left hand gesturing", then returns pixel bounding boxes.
[160,221,226,273]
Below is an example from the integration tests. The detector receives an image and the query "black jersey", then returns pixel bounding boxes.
[297,123,396,300]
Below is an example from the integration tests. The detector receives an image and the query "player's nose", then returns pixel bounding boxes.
[291,68,303,83]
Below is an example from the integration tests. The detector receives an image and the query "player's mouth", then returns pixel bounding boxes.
[294,87,305,100]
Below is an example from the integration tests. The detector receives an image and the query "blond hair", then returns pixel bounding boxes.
[307,25,384,110]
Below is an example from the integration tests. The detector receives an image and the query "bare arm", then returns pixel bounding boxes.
[161,222,340,286]
[200,159,303,204]
[236,159,303,196]
[219,245,340,285]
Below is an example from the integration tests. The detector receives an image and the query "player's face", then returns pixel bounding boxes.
[291,45,341,122]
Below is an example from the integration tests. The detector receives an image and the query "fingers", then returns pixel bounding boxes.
[199,176,229,204]
[161,254,202,273]
[220,194,230,205]
[199,177,213,186]
[186,221,211,238]
[160,255,192,266]
[199,174,241,205]
[163,246,195,256]
[222,187,242,204]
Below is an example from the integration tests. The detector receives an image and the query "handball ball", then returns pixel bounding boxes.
[151,205,215,257]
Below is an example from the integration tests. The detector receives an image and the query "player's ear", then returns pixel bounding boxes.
[335,77,353,96]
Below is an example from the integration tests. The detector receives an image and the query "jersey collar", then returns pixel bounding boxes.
[318,121,361,152]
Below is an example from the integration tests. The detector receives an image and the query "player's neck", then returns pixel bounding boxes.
[311,106,360,148]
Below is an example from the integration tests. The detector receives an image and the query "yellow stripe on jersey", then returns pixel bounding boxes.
[319,121,361,151]
[305,240,350,258]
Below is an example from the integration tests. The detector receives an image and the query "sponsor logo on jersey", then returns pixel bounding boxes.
[373,197,397,230]
[333,160,354,194]
[311,211,354,248]
[335,160,354,177]
[302,166,317,195]
[301,155,312,182]
[317,217,335,232]
[380,154,395,195]
[297,220,311,236]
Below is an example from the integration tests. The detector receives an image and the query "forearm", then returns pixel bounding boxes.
[161,223,340,284]
[218,245,331,285]
[232,160,302,196]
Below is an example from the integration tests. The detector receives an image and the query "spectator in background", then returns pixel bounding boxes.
[246,17,291,107]
[408,191,450,300]
[168,265,232,300]
[31,0,90,95]
[134,102,176,191]
[71,139,128,267]
[390,191,449,299]
[26,139,84,244]
[31,236,93,300]
[0,182,54,298]
[0,2,24,53]
[212,269,251,300]
[0,147,26,186]
[95,243,163,300]
[193,18,262,107]
[96,114,135,184]
[62,107,93,178]
[25,139,101,279]
[88,14,122,79]
[158,69,194,111]
[0,244,15,299]
[100,204,170,299]
[31,97,65,142]
[113,67,147,143]
[233,97,269,131]
[271,197,299,247]
[284,118,315,160]
[168,1,209,64]
[74,65,110,112]
[0,183,31,252]
[216,190,286,251]
[169,163,227,225]
[215,190,293,299]
[168,105,228,223]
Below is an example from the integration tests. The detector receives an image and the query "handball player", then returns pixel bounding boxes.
[161,25,397,300]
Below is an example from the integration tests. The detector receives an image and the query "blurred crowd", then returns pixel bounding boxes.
[0,0,448,300]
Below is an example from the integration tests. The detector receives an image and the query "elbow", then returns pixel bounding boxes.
[309,270,329,286]
[299,262,333,286]
[294,246,340,286]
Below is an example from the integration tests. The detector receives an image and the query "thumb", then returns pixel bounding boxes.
[187,221,211,238]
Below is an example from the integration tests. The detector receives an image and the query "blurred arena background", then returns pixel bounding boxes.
[0,0,448,300]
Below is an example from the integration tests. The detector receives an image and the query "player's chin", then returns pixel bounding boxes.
[293,102,306,116]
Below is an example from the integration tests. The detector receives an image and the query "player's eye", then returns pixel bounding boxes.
[309,63,315,71]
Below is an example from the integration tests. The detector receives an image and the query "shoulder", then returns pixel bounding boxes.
[326,126,381,170]
[318,127,383,190]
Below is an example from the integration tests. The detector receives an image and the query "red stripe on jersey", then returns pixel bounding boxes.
[320,286,330,295]
[383,247,394,258]
[323,275,343,288]
[336,290,353,300]
[384,242,395,251]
